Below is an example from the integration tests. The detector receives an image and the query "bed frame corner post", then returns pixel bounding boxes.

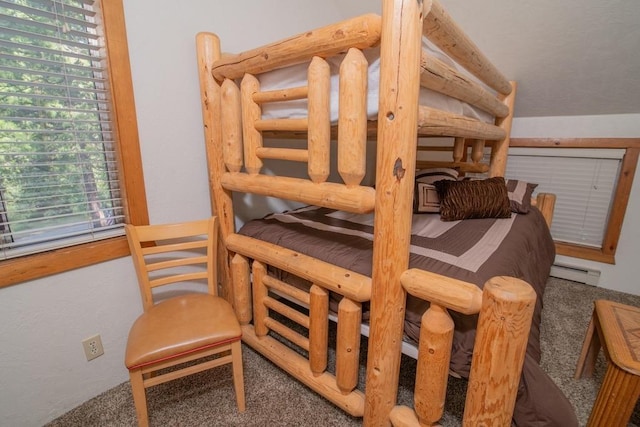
[463,276,536,426]
[196,32,236,304]
[489,81,517,178]
[364,0,424,425]
[535,192,556,228]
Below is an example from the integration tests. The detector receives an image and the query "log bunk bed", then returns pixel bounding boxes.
[196,0,576,425]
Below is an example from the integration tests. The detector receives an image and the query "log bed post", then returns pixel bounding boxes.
[452,137,465,163]
[338,48,368,187]
[489,81,517,177]
[307,57,331,183]
[220,79,243,173]
[309,284,329,375]
[241,74,263,175]
[463,277,536,425]
[365,0,425,425]
[231,253,252,324]
[252,261,269,337]
[336,298,363,393]
[391,272,535,426]
[414,304,454,425]
[196,32,236,305]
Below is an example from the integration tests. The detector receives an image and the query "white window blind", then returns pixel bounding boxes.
[0,0,125,260]
[505,148,623,248]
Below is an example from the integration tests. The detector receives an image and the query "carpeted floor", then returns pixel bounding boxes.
[46,277,640,426]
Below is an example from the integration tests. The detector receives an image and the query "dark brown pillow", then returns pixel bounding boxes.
[434,177,512,221]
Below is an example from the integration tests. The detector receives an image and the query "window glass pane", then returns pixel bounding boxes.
[505,149,622,248]
[0,0,125,260]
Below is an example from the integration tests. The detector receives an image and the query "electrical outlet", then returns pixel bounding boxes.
[82,334,105,361]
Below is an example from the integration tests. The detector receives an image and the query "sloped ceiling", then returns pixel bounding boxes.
[331,0,640,118]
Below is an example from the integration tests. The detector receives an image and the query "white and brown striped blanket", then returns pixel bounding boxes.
[239,206,578,426]
[239,205,555,366]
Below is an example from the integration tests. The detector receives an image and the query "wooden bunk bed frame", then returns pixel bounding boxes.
[196,0,556,425]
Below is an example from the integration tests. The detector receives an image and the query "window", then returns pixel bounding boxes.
[0,0,148,287]
[506,148,623,248]
[508,138,640,264]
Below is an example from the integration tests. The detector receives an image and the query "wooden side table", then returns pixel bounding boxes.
[575,299,640,426]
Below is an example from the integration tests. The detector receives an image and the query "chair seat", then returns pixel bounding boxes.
[125,293,241,369]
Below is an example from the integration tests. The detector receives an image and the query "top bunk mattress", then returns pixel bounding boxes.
[259,39,495,124]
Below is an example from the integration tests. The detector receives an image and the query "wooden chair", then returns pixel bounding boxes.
[124,217,245,427]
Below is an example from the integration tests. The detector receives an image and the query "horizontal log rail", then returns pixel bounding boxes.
[423,0,511,96]
[417,106,506,140]
[253,86,308,104]
[221,172,376,213]
[535,192,556,228]
[420,52,508,118]
[400,269,482,315]
[415,160,489,174]
[264,296,310,328]
[256,146,309,162]
[416,145,455,152]
[261,118,506,140]
[264,317,310,351]
[241,324,366,416]
[263,274,311,305]
[211,14,382,81]
[226,233,372,302]
[255,118,309,132]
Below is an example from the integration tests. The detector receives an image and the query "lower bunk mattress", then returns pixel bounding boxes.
[238,205,578,426]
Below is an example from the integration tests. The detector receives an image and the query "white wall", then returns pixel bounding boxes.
[511,114,640,295]
[0,1,343,426]
[0,258,140,425]
[0,1,638,426]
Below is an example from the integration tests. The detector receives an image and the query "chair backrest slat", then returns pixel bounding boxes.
[145,255,208,273]
[149,271,210,288]
[125,217,218,311]
[141,240,208,256]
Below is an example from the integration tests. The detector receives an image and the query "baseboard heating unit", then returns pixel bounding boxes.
[550,263,601,286]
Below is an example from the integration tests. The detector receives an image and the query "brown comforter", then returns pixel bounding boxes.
[239,206,578,426]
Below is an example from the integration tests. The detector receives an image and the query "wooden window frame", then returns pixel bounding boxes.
[510,138,640,264]
[0,0,148,288]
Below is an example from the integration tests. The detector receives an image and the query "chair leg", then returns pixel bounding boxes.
[575,311,601,379]
[129,368,150,427]
[231,340,246,412]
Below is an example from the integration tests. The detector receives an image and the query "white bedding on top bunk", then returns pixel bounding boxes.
[259,39,494,124]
